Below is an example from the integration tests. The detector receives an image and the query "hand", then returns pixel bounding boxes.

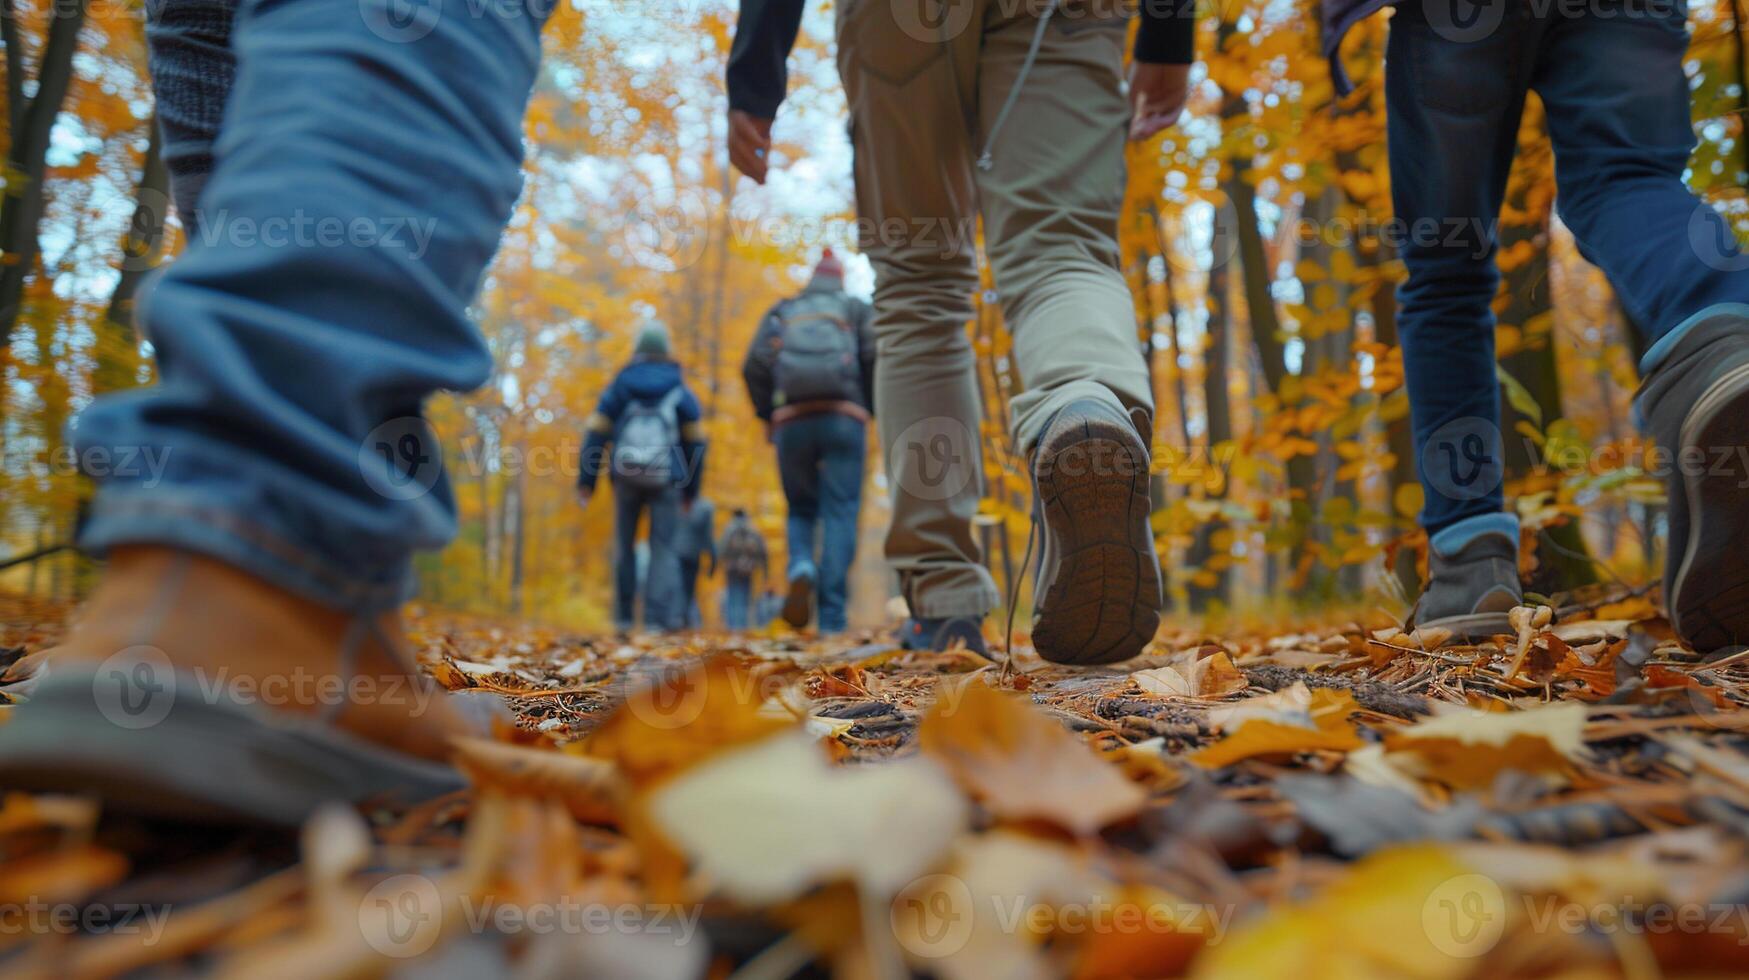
[729,109,775,185]
[1128,62,1191,142]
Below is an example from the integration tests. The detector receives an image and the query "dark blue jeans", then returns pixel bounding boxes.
[775,413,866,633]
[73,0,548,611]
[1389,0,1749,534]
[614,483,683,632]
[723,572,754,631]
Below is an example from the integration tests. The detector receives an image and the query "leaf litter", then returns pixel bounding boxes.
[3,587,1749,977]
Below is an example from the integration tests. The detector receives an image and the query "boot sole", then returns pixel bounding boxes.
[1031,416,1162,665]
[0,667,463,827]
[1669,361,1749,653]
[782,575,814,629]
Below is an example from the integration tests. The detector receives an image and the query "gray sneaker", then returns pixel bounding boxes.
[1030,399,1163,665]
[1408,522,1522,640]
[1635,304,1749,652]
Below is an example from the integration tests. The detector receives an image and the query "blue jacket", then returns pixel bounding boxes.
[579,356,707,499]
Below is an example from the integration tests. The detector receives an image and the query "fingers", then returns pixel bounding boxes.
[1129,107,1184,142]
[729,110,772,185]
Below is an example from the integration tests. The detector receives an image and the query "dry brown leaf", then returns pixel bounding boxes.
[453,736,623,824]
[578,655,791,789]
[646,730,966,904]
[1381,702,1589,791]
[919,682,1146,836]
[1190,687,1364,768]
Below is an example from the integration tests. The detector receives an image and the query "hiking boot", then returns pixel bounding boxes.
[0,547,486,825]
[899,617,989,658]
[1030,399,1162,665]
[1635,305,1749,652]
[1408,515,1522,640]
[782,569,814,629]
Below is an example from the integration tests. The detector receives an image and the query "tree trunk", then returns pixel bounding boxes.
[95,120,167,396]
[1497,185,1597,593]
[1189,207,1235,613]
[0,2,87,342]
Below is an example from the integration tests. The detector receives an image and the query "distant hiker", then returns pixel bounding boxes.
[578,320,708,633]
[741,249,875,635]
[717,507,771,631]
[676,496,718,629]
[1319,0,1749,649]
[728,0,1195,659]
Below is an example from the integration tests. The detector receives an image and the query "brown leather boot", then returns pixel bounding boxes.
[43,547,468,761]
[0,547,484,825]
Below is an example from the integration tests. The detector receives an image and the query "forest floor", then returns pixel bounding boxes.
[3,586,1749,978]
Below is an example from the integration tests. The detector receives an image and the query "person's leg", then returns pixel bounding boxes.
[0,0,548,822]
[973,7,1152,454]
[834,0,1001,623]
[774,419,822,626]
[814,414,867,634]
[145,0,237,223]
[1533,5,1749,650]
[1533,6,1749,358]
[645,490,686,632]
[613,486,642,631]
[76,0,546,612]
[969,5,1160,663]
[678,555,701,628]
[725,573,750,631]
[1387,1,1534,542]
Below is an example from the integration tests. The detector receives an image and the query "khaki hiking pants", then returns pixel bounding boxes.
[836,0,1154,619]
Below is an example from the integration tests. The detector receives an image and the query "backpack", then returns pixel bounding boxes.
[772,291,863,408]
[612,387,684,489]
[721,522,765,577]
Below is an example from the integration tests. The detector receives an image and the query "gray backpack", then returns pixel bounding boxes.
[612,387,684,489]
[773,291,862,408]
[721,522,765,576]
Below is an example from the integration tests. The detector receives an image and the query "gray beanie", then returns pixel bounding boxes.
[635,320,671,357]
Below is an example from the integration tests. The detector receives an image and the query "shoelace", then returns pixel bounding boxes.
[1001,517,1039,682]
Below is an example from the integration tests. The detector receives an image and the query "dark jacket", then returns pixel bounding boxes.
[741,273,877,426]
[677,498,719,566]
[729,0,1197,118]
[579,356,707,500]
[1323,0,1395,96]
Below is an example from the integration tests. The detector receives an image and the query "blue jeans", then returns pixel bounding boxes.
[723,572,754,631]
[72,0,547,611]
[1389,0,1749,534]
[615,483,683,632]
[775,413,865,633]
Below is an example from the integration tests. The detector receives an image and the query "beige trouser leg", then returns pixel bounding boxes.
[838,0,1153,620]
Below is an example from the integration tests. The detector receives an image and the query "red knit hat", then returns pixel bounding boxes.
[814,248,844,280]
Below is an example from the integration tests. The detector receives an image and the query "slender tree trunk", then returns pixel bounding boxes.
[1498,175,1597,592]
[1189,208,1235,613]
[95,120,167,396]
[0,1,87,341]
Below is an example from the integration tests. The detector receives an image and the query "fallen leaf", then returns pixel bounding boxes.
[919,682,1146,836]
[1381,702,1589,791]
[647,731,967,904]
[1191,687,1364,767]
